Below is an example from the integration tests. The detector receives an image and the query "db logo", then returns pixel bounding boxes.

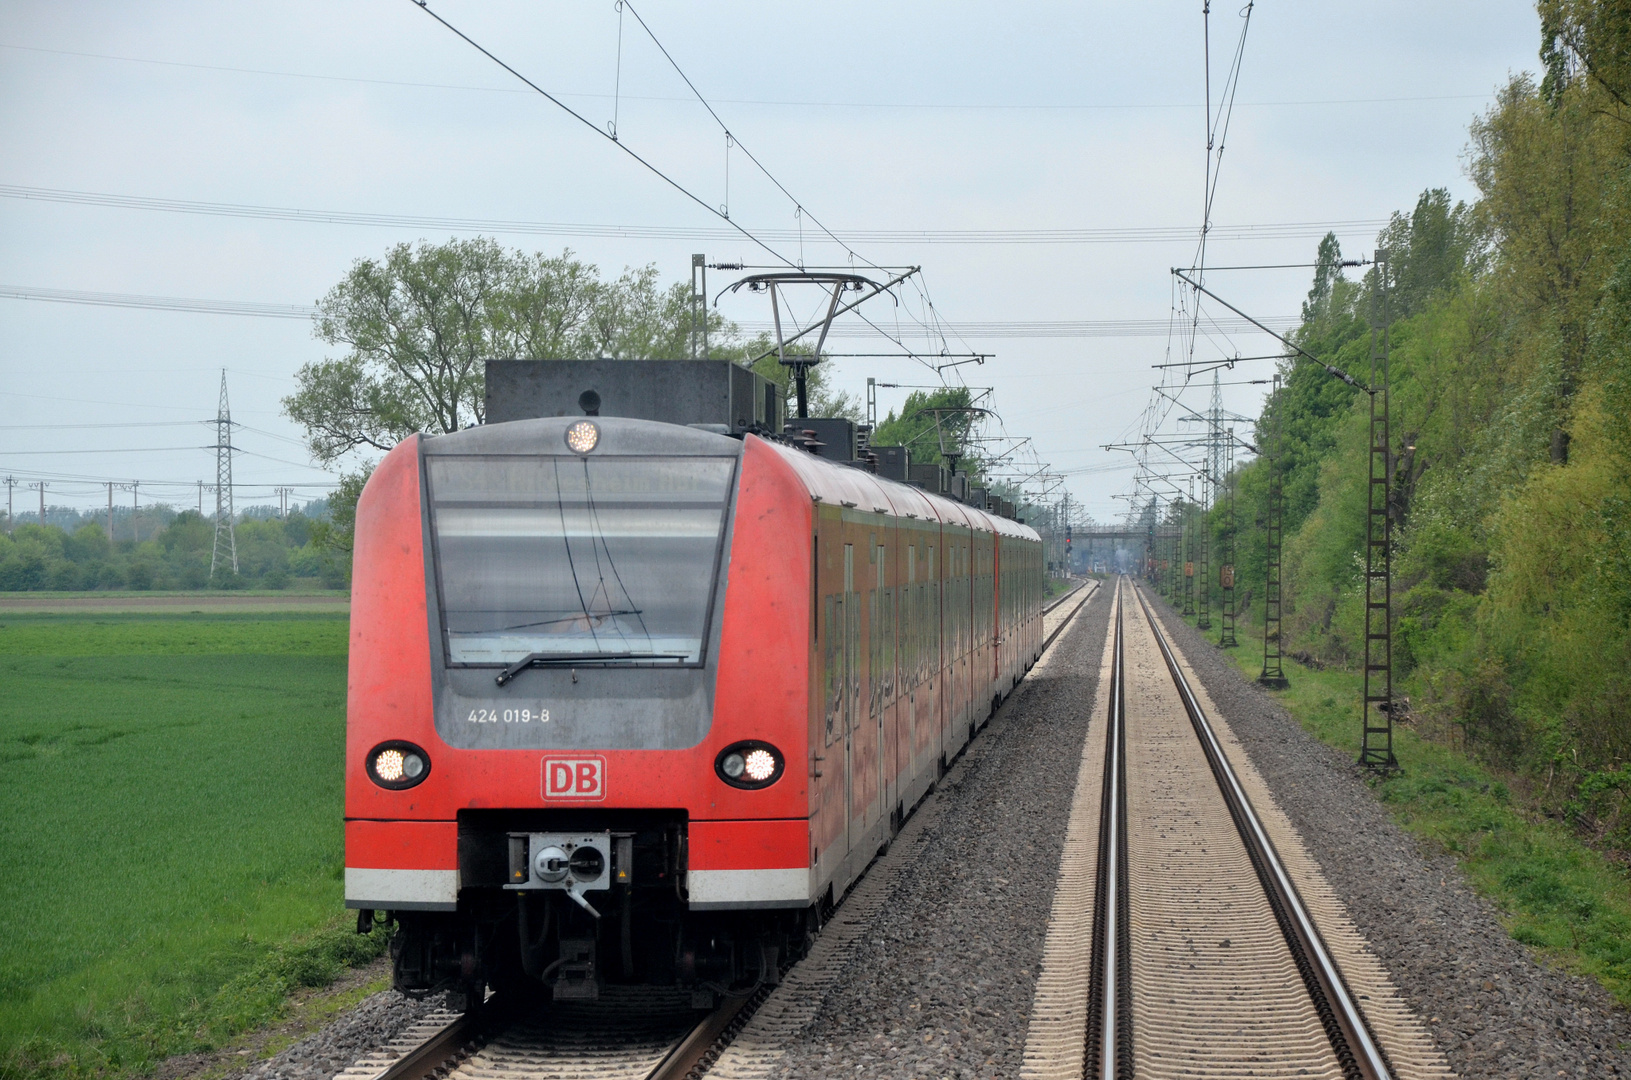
[542,756,606,800]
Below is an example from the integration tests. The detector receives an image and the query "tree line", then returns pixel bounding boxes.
[0,507,345,591]
[1206,0,1631,853]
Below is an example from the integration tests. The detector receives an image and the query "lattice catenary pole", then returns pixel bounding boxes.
[1258,373,1288,688]
[1359,249,1399,771]
[1219,430,1239,647]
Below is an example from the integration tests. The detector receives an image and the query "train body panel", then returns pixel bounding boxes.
[344,412,1045,1001]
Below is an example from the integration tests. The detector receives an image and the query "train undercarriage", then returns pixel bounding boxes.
[363,810,812,1010]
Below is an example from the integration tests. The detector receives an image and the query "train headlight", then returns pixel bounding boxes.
[367,741,431,790]
[565,420,600,454]
[715,741,784,789]
[743,749,777,782]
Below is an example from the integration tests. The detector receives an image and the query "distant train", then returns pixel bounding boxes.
[343,361,1045,1007]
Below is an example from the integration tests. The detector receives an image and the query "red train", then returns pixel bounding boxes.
[344,398,1045,1006]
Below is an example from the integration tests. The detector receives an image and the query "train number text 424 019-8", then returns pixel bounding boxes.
[467,708,550,724]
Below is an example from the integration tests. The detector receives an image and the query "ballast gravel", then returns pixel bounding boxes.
[214,579,1631,1079]
[763,586,1113,1080]
[1145,593,1631,1079]
[228,985,443,1080]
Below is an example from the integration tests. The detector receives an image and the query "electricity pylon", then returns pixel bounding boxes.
[210,369,238,576]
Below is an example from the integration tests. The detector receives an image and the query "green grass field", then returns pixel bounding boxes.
[0,609,384,1079]
[1165,595,1631,1007]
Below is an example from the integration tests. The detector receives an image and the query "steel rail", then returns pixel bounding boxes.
[369,1009,477,1080]
[369,992,748,1080]
[647,993,754,1080]
[1041,577,1099,651]
[1132,581,1393,1080]
[1084,580,1131,1079]
[1043,577,1087,615]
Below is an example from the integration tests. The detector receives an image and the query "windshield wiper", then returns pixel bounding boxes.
[495,651,690,686]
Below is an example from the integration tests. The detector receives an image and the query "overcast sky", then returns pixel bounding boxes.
[0,1,1541,523]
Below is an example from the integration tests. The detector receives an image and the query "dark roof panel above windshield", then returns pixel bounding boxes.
[425,415,745,459]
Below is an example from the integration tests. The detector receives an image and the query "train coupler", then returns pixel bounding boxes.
[551,938,600,1001]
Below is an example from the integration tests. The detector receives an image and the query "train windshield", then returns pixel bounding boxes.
[426,455,737,667]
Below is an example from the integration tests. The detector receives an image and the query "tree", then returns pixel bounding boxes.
[871,387,980,470]
[732,340,863,422]
[285,239,706,466]
[1540,0,1631,113]
[1301,233,1344,322]
[1376,190,1483,319]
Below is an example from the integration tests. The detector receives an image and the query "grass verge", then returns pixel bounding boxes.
[1162,596,1631,1008]
[0,612,383,1079]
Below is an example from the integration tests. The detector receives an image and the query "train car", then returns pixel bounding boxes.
[343,404,1045,1007]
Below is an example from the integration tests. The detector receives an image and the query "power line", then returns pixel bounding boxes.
[0,446,213,455]
[740,316,1298,339]
[618,1,866,271]
[0,421,203,430]
[0,284,1298,337]
[0,43,1498,111]
[0,465,338,489]
[0,186,1390,246]
[406,0,793,270]
[0,284,313,318]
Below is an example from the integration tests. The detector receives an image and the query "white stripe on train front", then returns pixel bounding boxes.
[344,867,459,911]
[688,867,811,910]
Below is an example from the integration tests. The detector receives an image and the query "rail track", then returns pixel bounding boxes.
[338,580,1100,1080]
[339,987,753,1080]
[1031,576,1409,1080]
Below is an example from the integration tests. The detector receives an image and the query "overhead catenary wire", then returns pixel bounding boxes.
[0,42,1499,111]
[405,1,974,383]
[406,0,796,271]
[0,186,1392,245]
[1122,0,1258,534]
[0,285,1299,337]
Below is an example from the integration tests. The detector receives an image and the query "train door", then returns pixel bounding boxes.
[906,541,920,790]
[932,541,945,779]
[842,541,857,866]
[868,537,884,840]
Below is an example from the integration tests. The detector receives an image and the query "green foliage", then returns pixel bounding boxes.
[0,612,377,1079]
[0,511,343,593]
[287,240,738,466]
[871,386,980,469]
[1211,637,1631,1006]
[1226,1,1631,865]
[733,340,863,422]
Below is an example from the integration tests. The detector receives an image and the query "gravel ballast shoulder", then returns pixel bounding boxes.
[201,590,1108,1080]
[1144,593,1631,1079]
[226,987,445,1080]
[760,586,1113,1080]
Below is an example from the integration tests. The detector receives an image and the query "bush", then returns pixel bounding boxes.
[46,561,80,591]
[0,512,339,593]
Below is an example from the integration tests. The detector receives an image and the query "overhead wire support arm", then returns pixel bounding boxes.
[1171,269,1371,393]
[1151,352,1287,369]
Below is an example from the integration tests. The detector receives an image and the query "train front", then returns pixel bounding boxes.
[343,415,814,1008]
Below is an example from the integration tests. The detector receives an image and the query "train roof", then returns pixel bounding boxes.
[433,413,1040,544]
[757,436,1040,543]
